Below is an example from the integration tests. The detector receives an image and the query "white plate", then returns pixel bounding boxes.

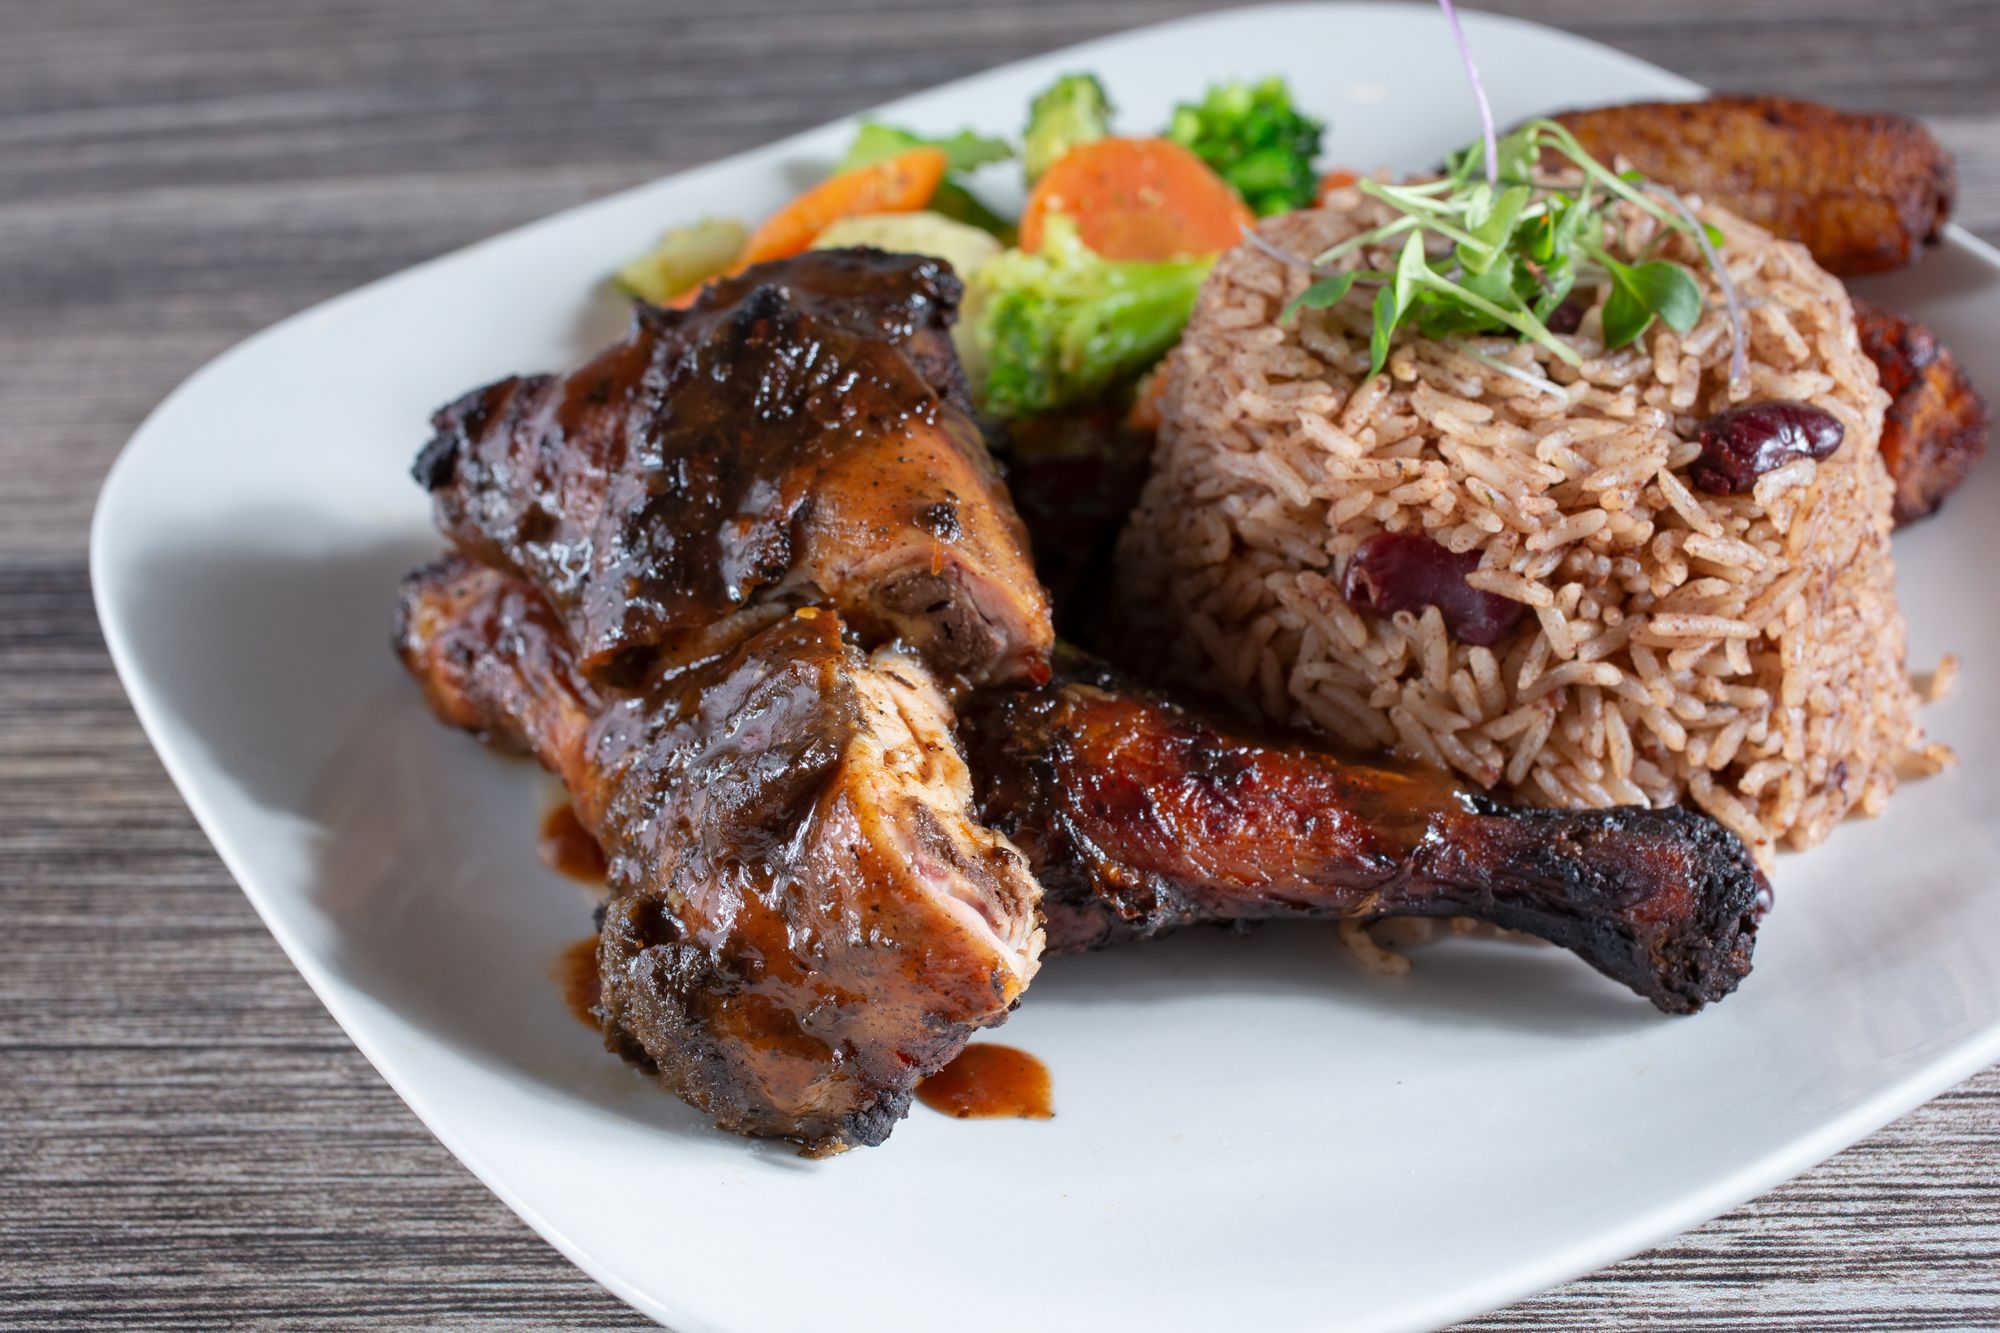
[91,5,2000,1330]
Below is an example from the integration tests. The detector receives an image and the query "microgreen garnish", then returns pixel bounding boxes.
[1278,118,1737,379]
[1596,253,1702,348]
[1279,271,1356,322]
[1650,184,1750,392]
[1455,342,1569,398]
[1240,225,1325,273]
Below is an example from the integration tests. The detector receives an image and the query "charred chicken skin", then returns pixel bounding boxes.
[1550,95,1955,278]
[397,555,1042,1152]
[960,655,1763,1014]
[414,248,1052,685]
[1854,300,1990,526]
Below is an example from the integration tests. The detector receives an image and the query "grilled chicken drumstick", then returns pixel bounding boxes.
[404,555,1757,1061]
[397,555,1042,1152]
[961,654,1764,1014]
[414,249,1053,685]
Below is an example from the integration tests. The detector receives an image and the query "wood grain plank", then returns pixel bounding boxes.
[3,0,1997,1328]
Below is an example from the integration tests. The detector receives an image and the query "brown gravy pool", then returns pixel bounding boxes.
[915,1044,1052,1120]
[552,935,601,1030]
[539,802,607,883]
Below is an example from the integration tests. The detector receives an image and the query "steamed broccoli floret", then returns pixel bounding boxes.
[968,215,1213,419]
[1166,76,1324,216]
[1022,73,1115,183]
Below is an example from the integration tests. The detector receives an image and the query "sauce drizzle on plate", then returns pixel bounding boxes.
[552,935,601,1030]
[539,802,607,883]
[915,1044,1052,1120]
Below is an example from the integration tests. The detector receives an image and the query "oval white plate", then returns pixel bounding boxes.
[91,4,2000,1330]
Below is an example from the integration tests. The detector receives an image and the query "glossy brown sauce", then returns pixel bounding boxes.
[539,802,607,883]
[552,935,601,1030]
[914,1044,1052,1120]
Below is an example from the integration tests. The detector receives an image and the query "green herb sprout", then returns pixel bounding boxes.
[1281,119,1724,376]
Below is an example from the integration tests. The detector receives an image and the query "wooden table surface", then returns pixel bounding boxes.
[5,0,1998,1327]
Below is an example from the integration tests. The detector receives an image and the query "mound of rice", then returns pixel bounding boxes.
[1118,187,1943,862]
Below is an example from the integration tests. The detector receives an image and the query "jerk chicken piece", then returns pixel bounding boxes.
[414,249,1052,685]
[1854,300,1990,525]
[395,552,600,770]
[961,656,1763,1014]
[396,555,1042,1152]
[1550,95,1954,278]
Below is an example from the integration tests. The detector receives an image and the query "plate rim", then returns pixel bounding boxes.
[87,4,2000,1330]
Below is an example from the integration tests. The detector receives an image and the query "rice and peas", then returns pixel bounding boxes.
[1118,184,1949,871]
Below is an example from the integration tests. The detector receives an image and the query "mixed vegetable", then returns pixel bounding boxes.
[612,70,1325,420]
[612,6,1744,431]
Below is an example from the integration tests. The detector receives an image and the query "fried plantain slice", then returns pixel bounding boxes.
[1551,95,1954,277]
[1854,300,1989,526]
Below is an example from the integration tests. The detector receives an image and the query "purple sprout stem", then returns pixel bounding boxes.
[1240,224,1355,276]
[1436,0,1498,187]
[1651,184,1750,393]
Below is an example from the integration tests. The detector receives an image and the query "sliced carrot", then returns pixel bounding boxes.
[1125,363,1172,435]
[1019,137,1253,262]
[739,146,949,266]
[1318,168,1359,200]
